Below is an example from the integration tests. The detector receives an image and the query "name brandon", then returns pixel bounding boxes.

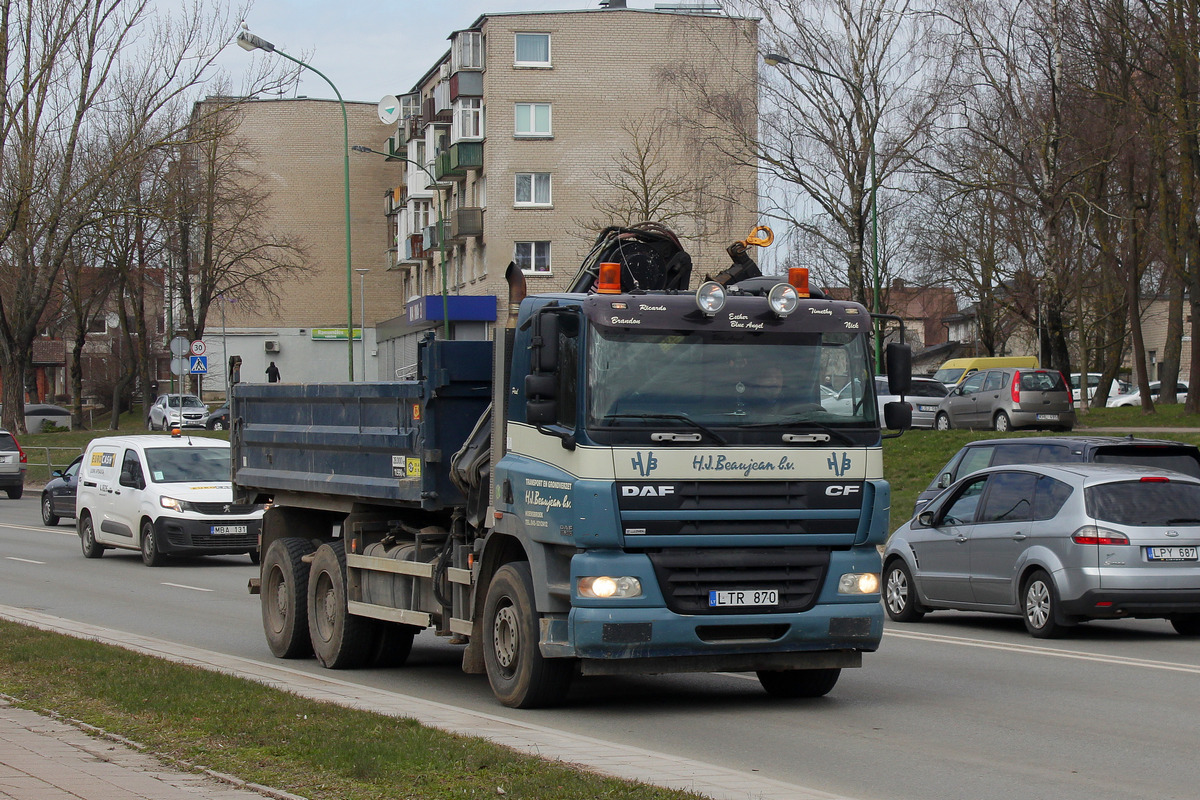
[691,454,797,477]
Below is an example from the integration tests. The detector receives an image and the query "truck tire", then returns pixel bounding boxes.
[482,562,573,708]
[307,540,375,669]
[756,668,841,698]
[370,622,420,668]
[262,537,317,658]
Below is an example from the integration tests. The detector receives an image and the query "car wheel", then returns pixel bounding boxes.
[213,420,227,431]
[79,514,105,559]
[6,486,22,499]
[41,493,60,526]
[756,668,841,698]
[1022,569,1071,638]
[307,541,376,669]
[993,411,1011,432]
[261,537,317,658]
[1170,614,1200,636]
[934,412,952,431]
[883,560,926,622]
[140,520,166,567]
[483,562,574,708]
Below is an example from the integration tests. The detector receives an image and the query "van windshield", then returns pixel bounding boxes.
[144,446,230,483]
[932,368,964,384]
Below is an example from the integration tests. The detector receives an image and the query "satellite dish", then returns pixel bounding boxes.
[378,95,401,125]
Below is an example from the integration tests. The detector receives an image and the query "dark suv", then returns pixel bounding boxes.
[913,435,1200,515]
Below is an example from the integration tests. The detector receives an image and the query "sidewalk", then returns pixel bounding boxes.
[0,605,852,800]
[0,699,302,800]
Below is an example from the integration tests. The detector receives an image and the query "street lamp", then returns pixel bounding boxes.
[238,28,357,381]
[355,268,369,379]
[351,145,450,339]
[764,52,882,374]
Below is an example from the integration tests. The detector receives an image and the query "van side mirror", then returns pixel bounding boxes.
[886,343,912,395]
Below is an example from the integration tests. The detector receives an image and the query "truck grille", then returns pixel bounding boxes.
[646,547,830,615]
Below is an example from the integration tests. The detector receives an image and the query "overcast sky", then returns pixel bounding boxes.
[226,0,643,104]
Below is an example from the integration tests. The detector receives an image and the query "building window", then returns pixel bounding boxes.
[515,172,551,206]
[514,33,550,66]
[515,241,551,275]
[412,200,431,233]
[454,98,484,141]
[453,31,483,70]
[515,103,551,137]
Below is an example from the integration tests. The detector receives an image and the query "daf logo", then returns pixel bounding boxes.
[825,485,861,497]
[622,485,675,497]
[1166,529,1180,538]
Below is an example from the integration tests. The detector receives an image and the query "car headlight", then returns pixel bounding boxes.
[577,576,643,599]
[838,573,880,594]
[160,496,197,513]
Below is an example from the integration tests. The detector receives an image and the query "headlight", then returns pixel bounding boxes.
[577,576,643,599]
[838,573,880,594]
[767,282,799,316]
[695,281,726,315]
[159,496,196,513]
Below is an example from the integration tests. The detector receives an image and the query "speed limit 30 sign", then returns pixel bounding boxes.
[190,340,207,356]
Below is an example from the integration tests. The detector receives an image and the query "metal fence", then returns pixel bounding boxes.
[24,446,85,480]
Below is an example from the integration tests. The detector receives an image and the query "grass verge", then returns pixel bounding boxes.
[0,620,704,800]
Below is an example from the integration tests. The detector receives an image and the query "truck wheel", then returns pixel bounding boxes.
[482,562,573,708]
[140,521,166,567]
[307,541,375,669]
[79,514,105,559]
[756,668,841,698]
[370,622,420,667]
[261,537,316,658]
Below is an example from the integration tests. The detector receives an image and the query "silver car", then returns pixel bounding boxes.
[933,367,1075,432]
[883,463,1200,638]
[875,376,948,429]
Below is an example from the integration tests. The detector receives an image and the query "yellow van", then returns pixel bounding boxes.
[932,356,1039,387]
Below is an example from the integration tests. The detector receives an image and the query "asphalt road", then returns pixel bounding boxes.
[2,493,1198,800]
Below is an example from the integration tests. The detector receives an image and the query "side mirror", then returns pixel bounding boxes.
[937,472,952,489]
[51,470,63,478]
[885,343,912,395]
[883,401,912,430]
[533,312,558,372]
[917,510,935,527]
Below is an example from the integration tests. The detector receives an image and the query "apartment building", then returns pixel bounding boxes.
[367,3,760,375]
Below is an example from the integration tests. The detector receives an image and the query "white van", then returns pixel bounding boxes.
[76,433,263,566]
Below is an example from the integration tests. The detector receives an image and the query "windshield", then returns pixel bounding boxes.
[144,446,231,483]
[586,327,877,444]
[169,395,205,408]
[933,368,964,384]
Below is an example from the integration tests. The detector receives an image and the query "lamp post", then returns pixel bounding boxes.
[351,145,450,339]
[238,29,357,380]
[764,52,882,374]
[355,268,370,378]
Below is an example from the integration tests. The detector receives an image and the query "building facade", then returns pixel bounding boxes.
[368,5,760,375]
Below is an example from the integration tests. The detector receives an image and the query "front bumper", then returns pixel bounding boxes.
[154,516,261,554]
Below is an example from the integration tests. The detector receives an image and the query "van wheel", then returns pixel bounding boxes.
[483,562,573,708]
[934,412,952,431]
[261,537,316,658]
[41,494,60,526]
[79,515,105,559]
[756,668,840,698]
[1023,570,1071,638]
[883,560,926,622]
[307,541,375,668]
[140,521,166,567]
[993,411,1011,432]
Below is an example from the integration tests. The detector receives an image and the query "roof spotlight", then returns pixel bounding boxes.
[696,281,727,316]
[767,282,799,317]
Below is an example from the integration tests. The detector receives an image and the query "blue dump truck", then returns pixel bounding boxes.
[233,224,912,707]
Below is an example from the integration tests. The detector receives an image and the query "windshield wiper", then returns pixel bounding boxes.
[744,415,856,445]
[598,413,727,444]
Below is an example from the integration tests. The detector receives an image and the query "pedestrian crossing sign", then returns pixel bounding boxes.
[189,355,208,374]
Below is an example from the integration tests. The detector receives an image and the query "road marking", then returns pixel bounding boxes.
[0,522,77,537]
[5,557,44,565]
[885,628,1200,674]
[160,582,213,593]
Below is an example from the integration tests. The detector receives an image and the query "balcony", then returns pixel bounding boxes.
[403,234,430,262]
[435,150,464,181]
[423,220,449,251]
[449,141,483,171]
[450,207,483,240]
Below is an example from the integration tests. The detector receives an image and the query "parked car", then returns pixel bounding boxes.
[931,356,1039,388]
[75,433,263,566]
[913,434,1200,515]
[933,368,1075,432]
[884,463,1200,638]
[40,454,82,526]
[147,394,208,430]
[875,376,949,429]
[0,429,26,499]
[204,405,230,430]
[1069,373,1131,408]
[1106,380,1189,407]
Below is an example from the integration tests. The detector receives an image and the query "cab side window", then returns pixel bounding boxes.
[119,449,144,488]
